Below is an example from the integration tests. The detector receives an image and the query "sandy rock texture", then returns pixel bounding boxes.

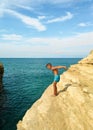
[17,51,93,130]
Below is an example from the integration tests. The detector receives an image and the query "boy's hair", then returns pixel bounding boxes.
[46,63,52,68]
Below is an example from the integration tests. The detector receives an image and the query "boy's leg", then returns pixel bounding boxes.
[53,82,57,96]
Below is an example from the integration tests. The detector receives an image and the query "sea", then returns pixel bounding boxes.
[0,58,81,130]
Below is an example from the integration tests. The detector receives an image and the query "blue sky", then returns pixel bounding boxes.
[0,0,93,58]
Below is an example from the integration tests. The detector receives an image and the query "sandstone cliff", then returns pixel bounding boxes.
[17,51,93,130]
[0,63,4,92]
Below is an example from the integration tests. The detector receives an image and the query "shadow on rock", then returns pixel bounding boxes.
[58,84,72,94]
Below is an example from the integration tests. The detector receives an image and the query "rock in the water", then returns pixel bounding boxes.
[0,63,4,92]
[17,50,93,130]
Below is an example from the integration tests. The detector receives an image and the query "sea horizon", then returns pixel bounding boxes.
[0,57,83,59]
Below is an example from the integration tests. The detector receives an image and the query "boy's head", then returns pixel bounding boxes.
[46,63,52,70]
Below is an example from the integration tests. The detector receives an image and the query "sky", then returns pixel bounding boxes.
[0,0,93,58]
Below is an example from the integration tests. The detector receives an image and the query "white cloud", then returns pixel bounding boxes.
[27,32,93,46]
[47,12,73,23]
[0,1,33,17]
[78,23,87,27]
[0,31,93,57]
[38,16,46,20]
[4,9,46,31]
[15,5,34,11]
[0,0,85,17]
[1,34,23,41]
[78,22,93,27]
[0,0,74,15]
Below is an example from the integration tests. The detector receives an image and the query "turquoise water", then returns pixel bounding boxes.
[0,58,81,130]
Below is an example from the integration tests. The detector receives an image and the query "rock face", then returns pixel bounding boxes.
[17,51,93,130]
[0,63,4,92]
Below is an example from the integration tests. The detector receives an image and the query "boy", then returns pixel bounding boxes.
[46,63,67,96]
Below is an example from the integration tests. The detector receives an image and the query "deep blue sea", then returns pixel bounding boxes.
[0,58,81,130]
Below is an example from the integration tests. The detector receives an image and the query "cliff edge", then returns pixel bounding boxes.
[17,51,93,130]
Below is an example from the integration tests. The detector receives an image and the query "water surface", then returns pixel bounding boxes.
[0,58,81,130]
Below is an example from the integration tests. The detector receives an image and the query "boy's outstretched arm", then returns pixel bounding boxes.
[52,66,67,70]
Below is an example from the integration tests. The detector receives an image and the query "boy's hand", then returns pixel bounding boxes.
[64,66,67,70]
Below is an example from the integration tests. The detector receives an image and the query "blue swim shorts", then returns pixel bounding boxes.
[54,75,60,82]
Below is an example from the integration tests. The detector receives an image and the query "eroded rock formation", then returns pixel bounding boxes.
[17,51,93,130]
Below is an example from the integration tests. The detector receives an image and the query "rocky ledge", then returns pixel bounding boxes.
[17,50,93,130]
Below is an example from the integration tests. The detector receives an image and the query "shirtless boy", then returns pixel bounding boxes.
[46,63,67,96]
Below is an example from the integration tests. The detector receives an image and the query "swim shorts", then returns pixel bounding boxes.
[54,75,60,82]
